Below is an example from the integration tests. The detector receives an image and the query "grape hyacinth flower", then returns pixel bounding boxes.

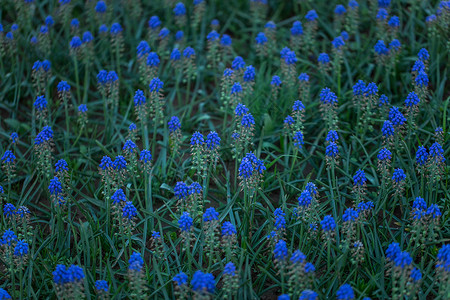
[318,53,330,75]
[173,272,189,300]
[168,116,182,154]
[255,32,268,57]
[428,142,446,181]
[336,284,355,300]
[191,270,215,298]
[1,150,16,181]
[222,262,239,298]
[53,264,85,299]
[94,280,109,299]
[352,169,367,204]
[319,87,338,130]
[392,168,406,195]
[270,75,282,100]
[128,252,147,298]
[238,153,266,194]
[190,131,207,178]
[173,2,186,27]
[183,46,197,80]
[290,21,303,52]
[298,73,310,100]
[221,221,237,260]
[148,77,165,124]
[321,215,336,241]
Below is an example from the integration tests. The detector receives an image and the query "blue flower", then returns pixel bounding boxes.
[69,265,85,282]
[232,56,245,70]
[95,1,106,13]
[34,95,47,111]
[343,208,358,222]
[57,81,71,92]
[221,34,232,46]
[265,21,276,29]
[381,120,395,137]
[111,189,126,204]
[241,113,255,128]
[290,250,306,264]
[123,140,137,153]
[148,16,161,29]
[326,142,339,158]
[110,23,122,35]
[426,15,437,23]
[291,21,303,35]
[189,182,202,195]
[70,36,82,48]
[206,131,221,150]
[113,156,127,170]
[95,280,109,292]
[53,264,70,285]
[174,182,189,199]
[271,75,281,86]
[168,116,181,132]
[222,222,237,236]
[134,89,146,106]
[159,27,169,38]
[386,242,401,260]
[3,203,16,218]
[82,31,93,43]
[412,60,425,73]
[326,130,339,143]
[1,150,15,164]
[175,30,184,41]
[207,30,220,41]
[335,4,347,15]
[255,32,267,44]
[353,80,366,96]
[40,25,48,34]
[235,103,249,117]
[331,36,345,49]
[99,24,108,33]
[392,168,406,182]
[374,40,388,55]
[320,215,336,231]
[14,240,28,257]
[231,82,243,95]
[378,148,392,161]
[147,52,160,67]
[278,295,290,300]
[394,251,412,268]
[318,53,330,64]
[298,73,309,82]
[203,207,219,222]
[99,156,113,170]
[97,70,108,84]
[107,71,118,83]
[304,262,315,273]
[173,272,188,286]
[174,2,186,16]
[412,197,427,211]
[415,70,428,87]
[429,142,445,162]
[284,50,297,65]
[364,82,378,96]
[191,131,204,145]
[299,290,318,300]
[357,201,374,213]
[353,169,367,186]
[305,10,318,21]
[417,48,429,61]
[337,284,355,300]
[49,177,63,196]
[405,91,420,107]
[191,271,215,293]
[388,107,406,126]
[319,87,338,105]
[170,48,181,61]
[341,31,349,41]
[273,240,288,260]
[122,201,137,219]
[298,190,313,207]
[78,104,87,113]
[426,204,441,219]
[388,16,400,27]
[183,46,195,58]
[410,268,422,281]
[70,18,79,28]
[140,150,152,164]
[179,212,193,232]
[379,94,389,106]
[243,65,255,82]
[149,77,164,92]
[45,15,54,26]
[376,8,388,20]
[378,0,390,8]
[284,115,294,126]
[436,244,450,271]
[137,41,151,58]
[293,131,304,148]
[128,252,144,272]
[0,288,11,299]
[224,262,237,276]
[55,159,69,173]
